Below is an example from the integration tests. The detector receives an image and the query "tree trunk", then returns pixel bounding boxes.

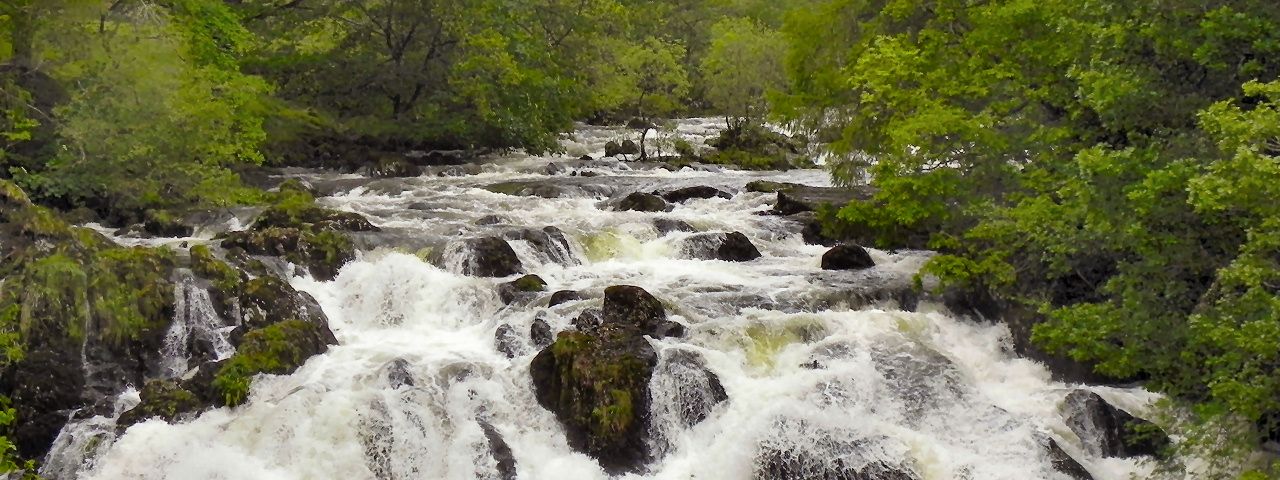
[639,122,649,160]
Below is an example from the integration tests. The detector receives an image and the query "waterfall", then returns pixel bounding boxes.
[57,119,1157,480]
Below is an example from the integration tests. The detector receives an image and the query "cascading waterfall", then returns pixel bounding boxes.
[54,119,1158,479]
[160,272,237,378]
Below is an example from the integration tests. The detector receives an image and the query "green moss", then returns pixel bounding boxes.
[88,247,175,344]
[591,389,635,437]
[213,320,326,406]
[190,245,242,295]
[512,274,547,292]
[126,380,201,422]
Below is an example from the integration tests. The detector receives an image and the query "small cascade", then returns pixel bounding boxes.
[159,272,236,378]
[39,390,140,480]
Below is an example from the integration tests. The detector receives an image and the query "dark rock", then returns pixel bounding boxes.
[789,211,837,246]
[454,237,524,277]
[579,155,594,161]
[211,319,337,407]
[762,184,876,216]
[367,157,421,178]
[380,358,415,389]
[277,178,317,196]
[1063,390,1170,459]
[680,232,762,262]
[620,140,640,155]
[604,141,624,158]
[660,186,731,203]
[746,180,804,194]
[485,181,572,199]
[495,324,522,358]
[238,276,334,337]
[142,210,194,237]
[602,285,672,337]
[653,349,727,427]
[617,192,668,212]
[626,118,656,130]
[1045,437,1094,480]
[504,226,578,266]
[756,426,919,480]
[5,348,85,459]
[221,227,356,281]
[475,215,507,226]
[548,290,583,307]
[822,244,875,271]
[654,218,696,234]
[117,380,202,428]
[572,309,603,332]
[531,317,554,348]
[498,274,547,304]
[480,420,518,480]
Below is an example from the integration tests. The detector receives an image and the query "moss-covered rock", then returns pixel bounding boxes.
[213,319,336,407]
[221,227,355,281]
[117,380,202,427]
[529,285,686,473]
[498,274,548,305]
[141,209,194,237]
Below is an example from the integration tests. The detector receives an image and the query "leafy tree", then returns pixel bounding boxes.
[700,17,785,129]
[616,37,689,159]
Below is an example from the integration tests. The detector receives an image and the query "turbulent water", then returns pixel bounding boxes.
[47,119,1156,479]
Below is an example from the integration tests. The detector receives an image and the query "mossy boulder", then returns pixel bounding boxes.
[212,319,337,407]
[529,285,682,473]
[117,380,202,427]
[141,209,194,237]
[221,227,355,281]
[498,274,547,304]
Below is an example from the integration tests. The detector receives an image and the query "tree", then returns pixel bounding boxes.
[617,37,689,159]
[700,17,785,129]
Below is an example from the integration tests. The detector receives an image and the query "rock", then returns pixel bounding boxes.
[602,285,673,337]
[221,227,356,280]
[746,180,803,193]
[379,358,415,389]
[680,232,762,262]
[475,214,507,226]
[572,309,603,332]
[579,155,594,161]
[531,317,554,348]
[617,192,668,212]
[454,237,524,277]
[277,178,317,196]
[485,181,572,199]
[504,226,578,266]
[605,141,624,158]
[653,218,696,234]
[755,184,876,215]
[822,244,875,271]
[367,156,421,178]
[142,210,194,237]
[498,274,547,304]
[480,420,518,480]
[4,348,85,459]
[1045,437,1094,480]
[620,140,640,155]
[117,380,202,428]
[548,290,583,307]
[212,319,337,407]
[660,186,731,203]
[495,324,522,358]
[238,276,334,335]
[652,350,727,427]
[756,425,920,480]
[788,211,837,246]
[1063,390,1170,459]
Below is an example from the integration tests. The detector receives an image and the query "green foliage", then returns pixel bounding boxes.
[782,0,1280,473]
[0,397,37,478]
[700,18,786,128]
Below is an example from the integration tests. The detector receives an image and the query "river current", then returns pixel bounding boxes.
[43,120,1154,479]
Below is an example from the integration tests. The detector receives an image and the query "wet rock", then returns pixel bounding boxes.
[4,348,85,459]
[822,244,875,271]
[252,203,379,234]
[548,290,583,307]
[772,185,876,216]
[605,141,624,158]
[475,214,507,226]
[572,309,603,332]
[221,227,356,281]
[652,350,727,427]
[602,285,683,338]
[1045,437,1094,480]
[480,420,518,480]
[620,140,640,155]
[380,358,415,389]
[660,186,731,203]
[436,164,483,177]
[142,210,194,237]
[455,237,524,277]
[212,319,338,407]
[579,155,594,161]
[498,274,547,304]
[617,192,668,212]
[654,218,696,234]
[495,324,522,358]
[117,380,202,428]
[485,181,572,199]
[238,276,334,338]
[680,232,762,262]
[504,226,578,266]
[531,317,554,348]
[366,156,421,178]
[746,180,804,194]
[756,425,920,480]
[789,211,837,246]
[1063,390,1170,459]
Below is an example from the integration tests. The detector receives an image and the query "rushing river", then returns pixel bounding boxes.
[45,120,1155,479]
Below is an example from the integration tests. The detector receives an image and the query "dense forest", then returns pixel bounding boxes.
[2,0,1280,478]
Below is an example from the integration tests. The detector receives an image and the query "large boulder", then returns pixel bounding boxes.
[617,192,669,212]
[1063,390,1170,459]
[822,244,875,271]
[529,285,679,473]
[452,237,524,277]
[548,290,583,307]
[680,232,762,262]
[660,186,731,203]
[497,274,547,305]
[221,227,356,281]
[504,226,578,266]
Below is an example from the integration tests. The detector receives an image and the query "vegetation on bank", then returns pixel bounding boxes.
[0,0,1278,477]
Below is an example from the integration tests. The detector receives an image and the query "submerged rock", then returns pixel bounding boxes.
[617,192,669,212]
[680,232,762,262]
[480,420,518,480]
[755,424,920,480]
[653,218,696,234]
[660,186,731,203]
[530,317,554,348]
[651,349,727,428]
[495,324,522,358]
[1063,390,1170,458]
[504,226,578,266]
[1045,437,1094,480]
[822,244,875,271]
[548,290,583,307]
